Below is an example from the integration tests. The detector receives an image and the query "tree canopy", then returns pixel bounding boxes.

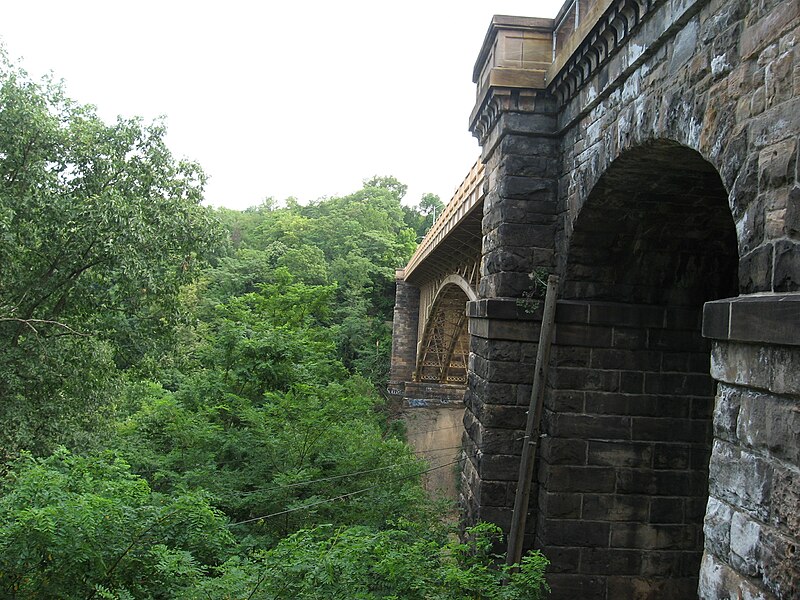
[0,53,549,599]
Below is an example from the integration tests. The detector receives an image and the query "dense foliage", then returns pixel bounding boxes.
[0,53,548,598]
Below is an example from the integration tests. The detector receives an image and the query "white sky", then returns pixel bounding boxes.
[2,1,565,210]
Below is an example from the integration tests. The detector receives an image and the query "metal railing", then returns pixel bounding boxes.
[404,159,485,279]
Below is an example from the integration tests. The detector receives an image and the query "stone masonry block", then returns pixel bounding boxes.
[643,372,716,396]
[698,551,778,600]
[615,468,699,497]
[703,496,734,559]
[730,509,762,576]
[537,545,581,573]
[774,239,800,291]
[545,411,632,440]
[739,243,774,293]
[610,522,700,551]
[553,366,620,392]
[582,493,650,522]
[539,491,583,519]
[587,440,654,468]
[554,323,613,347]
[769,464,800,536]
[591,348,662,371]
[650,497,686,524]
[640,550,686,577]
[714,384,741,442]
[541,518,611,548]
[759,523,800,598]
[545,574,607,600]
[546,389,585,412]
[579,548,642,575]
[480,403,528,429]
[737,387,800,465]
[759,138,797,190]
[542,465,616,493]
[589,302,666,328]
[478,453,521,482]
[708,439,773,520]
[712,340,800,396]
[611,326,649,349]
[606,576,700,600]
[652,443,693,470]
[632,416,711,444]
[540,437,588,465]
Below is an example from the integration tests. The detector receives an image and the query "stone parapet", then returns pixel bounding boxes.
[703,293,800,348]
[700,293,800,599]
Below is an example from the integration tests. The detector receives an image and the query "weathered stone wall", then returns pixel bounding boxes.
[539,301,714,598]
[388,272,420,395]
[557,0,800,295]
[400,404,466,504]
[458,0,800,598]
[700,294,800,599]
[461,299,542,537]
[460,87,559,538]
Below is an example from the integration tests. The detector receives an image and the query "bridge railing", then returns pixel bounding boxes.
[403,159,485,280]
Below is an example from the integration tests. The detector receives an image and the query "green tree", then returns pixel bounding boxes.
[115,270,429,547]
[404,192,444,240]
[0,53,223,454]
[187,522,549,600]
[0,449,233,598]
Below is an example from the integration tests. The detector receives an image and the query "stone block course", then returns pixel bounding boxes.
[587,440,654,468]
[540,437,588,465]
[610,522,701,551]
[651,443,695,470]
[544,411,632,439]
[580,548,643,575]
[541,519,611,548]
[582,494,650,522]
[543,465,616,493]
[538,491,582,519]
[545,574,607,600]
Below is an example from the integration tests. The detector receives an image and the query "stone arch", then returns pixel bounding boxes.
[563,139,739,304]
[414,281,472,384]
[537,140,740,597]
[436,273,479,303]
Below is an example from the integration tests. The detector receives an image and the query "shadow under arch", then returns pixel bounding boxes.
[538,140,740,597]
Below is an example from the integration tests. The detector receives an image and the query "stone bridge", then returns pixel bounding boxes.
[389,1,799,598]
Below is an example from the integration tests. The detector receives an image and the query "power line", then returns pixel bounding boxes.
[227,455,469,527]
[232,462,412,497]
[226,434,527,527]
[227,435,525,499]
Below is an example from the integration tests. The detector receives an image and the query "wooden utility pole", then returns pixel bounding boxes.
[506,275,559,567]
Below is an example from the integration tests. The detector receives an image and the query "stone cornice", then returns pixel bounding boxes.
[547,0,668,105]
[469,88,547,149]
[469,1,681,144]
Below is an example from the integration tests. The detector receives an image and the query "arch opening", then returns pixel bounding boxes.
[540,142,739,597]
[415,283,471,385]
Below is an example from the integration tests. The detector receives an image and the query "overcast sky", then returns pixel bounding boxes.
[2,1,565,210]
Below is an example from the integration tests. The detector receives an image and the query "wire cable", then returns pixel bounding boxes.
[226,433,529,527]
[227,454,468,527]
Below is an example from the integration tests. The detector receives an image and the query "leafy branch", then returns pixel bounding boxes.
[0,317,90,337]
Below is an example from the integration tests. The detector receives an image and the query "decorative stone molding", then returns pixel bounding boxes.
[548,0,669,104]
